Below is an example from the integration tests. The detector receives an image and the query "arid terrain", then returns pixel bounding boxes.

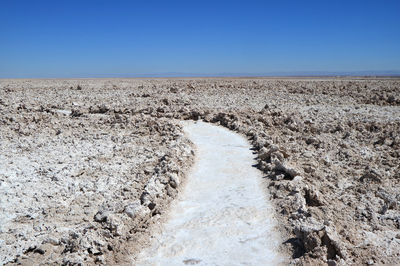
[1,78,399,265]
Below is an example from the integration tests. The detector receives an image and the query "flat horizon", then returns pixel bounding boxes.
[2,73,400,79]
[2,69,400,79]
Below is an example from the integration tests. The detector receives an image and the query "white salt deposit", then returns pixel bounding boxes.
[135,121,285,265]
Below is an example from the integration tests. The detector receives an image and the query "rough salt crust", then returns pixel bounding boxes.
[1,78,399,265]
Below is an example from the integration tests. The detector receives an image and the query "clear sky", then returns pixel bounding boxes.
[1,0,400,78]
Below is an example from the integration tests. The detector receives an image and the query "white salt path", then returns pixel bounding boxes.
[135,121,285,265]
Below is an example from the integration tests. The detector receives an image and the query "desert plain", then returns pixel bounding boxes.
[0,77,399,265]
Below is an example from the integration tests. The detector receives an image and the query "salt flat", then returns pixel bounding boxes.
[1,78,399,265]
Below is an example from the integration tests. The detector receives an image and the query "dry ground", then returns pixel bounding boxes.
[1,78,399,265]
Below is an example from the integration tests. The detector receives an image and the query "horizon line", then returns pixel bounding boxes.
[1,70,400,79]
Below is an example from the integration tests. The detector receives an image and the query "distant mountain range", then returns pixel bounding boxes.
[1,70,400,79]
[75,70,400,78]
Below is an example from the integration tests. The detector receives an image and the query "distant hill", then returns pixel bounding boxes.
[1,70,400,79]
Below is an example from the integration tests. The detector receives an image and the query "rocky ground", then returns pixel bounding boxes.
[1,78,399,265]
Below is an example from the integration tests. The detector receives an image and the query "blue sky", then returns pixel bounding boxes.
[1,0,399,78]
